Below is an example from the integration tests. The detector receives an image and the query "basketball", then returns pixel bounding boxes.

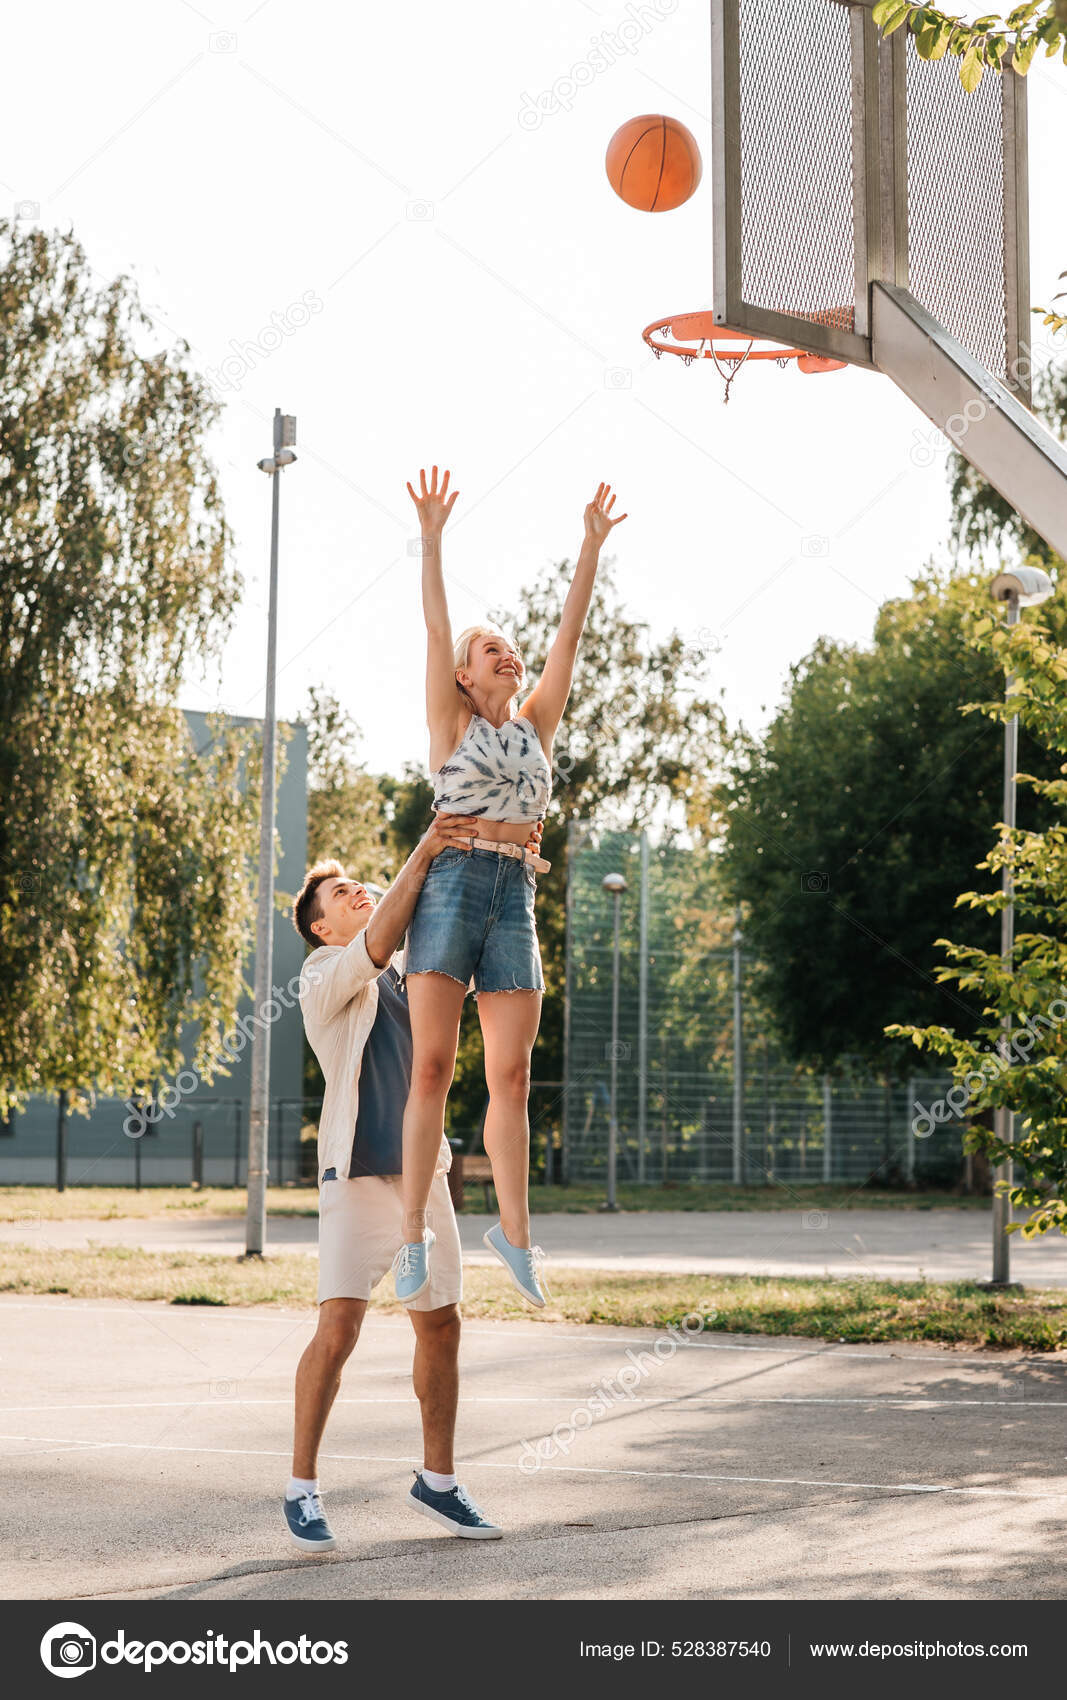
[605,114,703,212]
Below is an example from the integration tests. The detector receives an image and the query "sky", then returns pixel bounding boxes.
[3,0,1065,782]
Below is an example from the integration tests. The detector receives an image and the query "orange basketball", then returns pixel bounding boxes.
[605,114,703,212]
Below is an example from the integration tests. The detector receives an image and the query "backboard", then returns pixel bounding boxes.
[711,0,1031,400]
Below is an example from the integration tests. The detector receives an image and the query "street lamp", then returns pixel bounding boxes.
[601,872,627,1213]
[984,565,1053,1288]
[245,408,297,1259]
[732,906,744,1185]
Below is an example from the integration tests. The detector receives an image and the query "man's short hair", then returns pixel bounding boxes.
[293,858,346,950]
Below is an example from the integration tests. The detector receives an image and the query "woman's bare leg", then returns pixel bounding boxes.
[477,989,542,1250]
[401,973,468,1244]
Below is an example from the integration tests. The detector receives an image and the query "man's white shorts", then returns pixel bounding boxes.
[317,1169,463,1309]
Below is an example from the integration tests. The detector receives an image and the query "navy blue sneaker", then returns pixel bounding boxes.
[283,1489,337,1553]
[406,1471,503,1539]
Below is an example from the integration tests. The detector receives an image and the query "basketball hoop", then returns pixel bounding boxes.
[643,312,847,403]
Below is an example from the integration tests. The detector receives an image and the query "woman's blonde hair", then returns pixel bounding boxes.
[452,624,521,703]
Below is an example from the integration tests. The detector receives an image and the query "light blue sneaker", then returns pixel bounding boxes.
[283,1489,337,1553]
[407,1471,503,1539]
[392,1230,436,1303]
[483,1222,548,1308]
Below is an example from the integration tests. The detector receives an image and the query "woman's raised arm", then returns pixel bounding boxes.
[406,465,462,744]
[519,481,628,747]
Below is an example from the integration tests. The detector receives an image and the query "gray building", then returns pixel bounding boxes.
[0,711,309,1187]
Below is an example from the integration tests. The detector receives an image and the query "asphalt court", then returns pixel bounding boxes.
[3,1296,1066,1600]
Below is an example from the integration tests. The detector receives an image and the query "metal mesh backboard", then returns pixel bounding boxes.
[711,0,1030,395]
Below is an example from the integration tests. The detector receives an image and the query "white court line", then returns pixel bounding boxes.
[4,1393,1067,1412]
[0,1301,1056,1369]
[0,1431,1061,1502]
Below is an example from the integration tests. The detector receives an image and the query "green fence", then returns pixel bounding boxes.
[562,822,966,1188]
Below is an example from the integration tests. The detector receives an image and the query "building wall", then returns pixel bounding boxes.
[0,712,309,1187]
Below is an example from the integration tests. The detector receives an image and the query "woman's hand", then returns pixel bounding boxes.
[406,465,459,538]
[524,820,544,855]
[583,481,628,547]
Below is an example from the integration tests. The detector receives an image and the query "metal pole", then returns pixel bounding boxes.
[636,831,649,1184]
[991,594,1019,1285]
[56,1089,67,1193]
[246,408,294,1257]
[732,906,743,1184]
[606,891,621,1211]
[905,1076,916,1184]
[822,1074,832,1183]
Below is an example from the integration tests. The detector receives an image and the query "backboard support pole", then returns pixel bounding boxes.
[871,281,1067,562]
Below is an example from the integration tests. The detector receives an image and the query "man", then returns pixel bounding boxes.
[286,811,541,1552]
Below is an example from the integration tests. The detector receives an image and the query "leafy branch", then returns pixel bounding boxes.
[870,0,1066,90]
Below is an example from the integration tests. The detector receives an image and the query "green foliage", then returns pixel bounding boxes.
[870,0,1065,91]
[716,567,1062,1074]
[887,599,1067,1238]
[0,221,257,1113]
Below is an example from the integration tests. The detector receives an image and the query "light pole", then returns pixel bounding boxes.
[985,565,1053,1288]
[601,871,627,1212]
[245,408,297,1259]
[732,905,744,1185]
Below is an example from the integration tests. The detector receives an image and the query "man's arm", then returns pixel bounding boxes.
[363,812,480,968]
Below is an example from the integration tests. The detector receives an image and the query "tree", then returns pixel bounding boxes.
[0,222,257,1113]
[714,566,1062,1075]
[887,595,1067,1237]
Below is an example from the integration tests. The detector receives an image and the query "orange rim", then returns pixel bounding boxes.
[642,313,847,373]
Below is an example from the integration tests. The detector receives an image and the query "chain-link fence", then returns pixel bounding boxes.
[562,823,968,1189]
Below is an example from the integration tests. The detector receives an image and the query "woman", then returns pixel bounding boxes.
[394,465,627,1307]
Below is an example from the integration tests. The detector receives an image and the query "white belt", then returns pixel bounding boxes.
[464,836,551,875]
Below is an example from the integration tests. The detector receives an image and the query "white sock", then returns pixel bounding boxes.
[286,1475,319,1501]
[421,1468,457,1493]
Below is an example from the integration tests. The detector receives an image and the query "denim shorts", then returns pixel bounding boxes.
[405,846,545,995]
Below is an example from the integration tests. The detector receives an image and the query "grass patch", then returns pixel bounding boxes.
[517,1183,989,1215]
[0,1181,989,1225]
[0,1244,1064,1350]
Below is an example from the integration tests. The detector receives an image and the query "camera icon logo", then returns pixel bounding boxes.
[40,1622,96,1679]
[802,870,829,894]
[801,534,829,558]
[406,200,434,221]
[209,31,237,52]
[604,367,632,390]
